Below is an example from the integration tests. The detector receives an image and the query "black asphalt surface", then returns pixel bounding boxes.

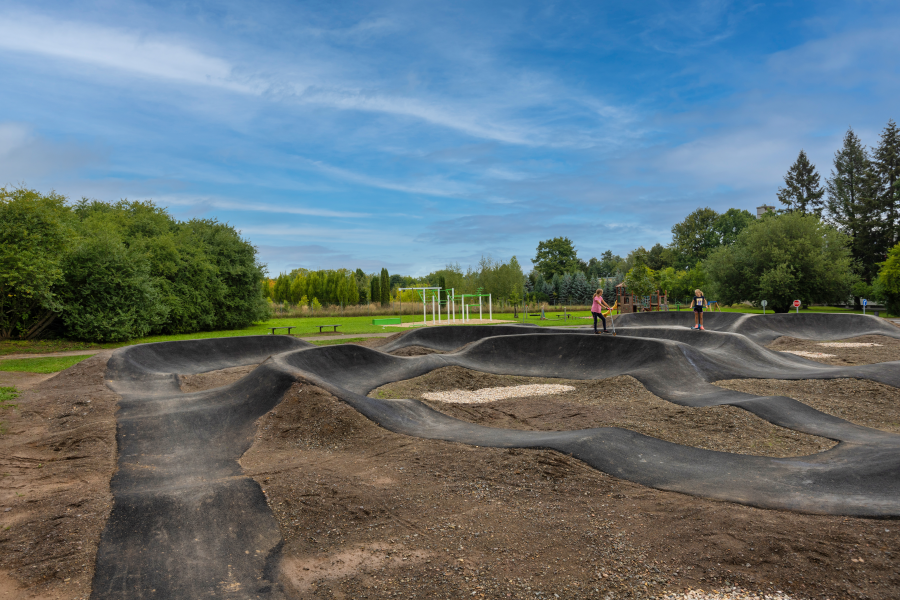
[94,313,900,598]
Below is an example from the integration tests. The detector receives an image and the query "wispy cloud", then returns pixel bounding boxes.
[154,194,370,218]
[0,12,259,93]
[297,157,482,199]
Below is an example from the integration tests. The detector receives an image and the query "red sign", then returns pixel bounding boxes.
[793,300,801,307]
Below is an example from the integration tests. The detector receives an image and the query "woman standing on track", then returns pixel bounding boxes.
[591,289,611,334]
[690,288,706,330]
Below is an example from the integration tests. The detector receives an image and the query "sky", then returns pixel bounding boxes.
[1,1,898,276]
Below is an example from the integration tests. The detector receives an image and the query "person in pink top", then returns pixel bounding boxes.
[591,289,611,334]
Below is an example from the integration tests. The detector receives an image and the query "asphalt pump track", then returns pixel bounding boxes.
[93,313,900,598]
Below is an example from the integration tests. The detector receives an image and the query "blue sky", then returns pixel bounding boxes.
[1,1,898,276]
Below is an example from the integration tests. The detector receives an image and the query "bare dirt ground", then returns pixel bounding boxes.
[239,371,900,600]
[0,353,117,600]
[3,331,900,599]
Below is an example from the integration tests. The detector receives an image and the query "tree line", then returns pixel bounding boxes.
[2,188,269,341]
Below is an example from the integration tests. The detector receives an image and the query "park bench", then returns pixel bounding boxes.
[268,326,295,335]
[316,324,342,333]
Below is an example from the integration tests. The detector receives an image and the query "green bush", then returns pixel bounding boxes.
[56,233,168,342]
[0,188,73,339]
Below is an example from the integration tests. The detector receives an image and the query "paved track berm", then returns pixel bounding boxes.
[93,313,900,599]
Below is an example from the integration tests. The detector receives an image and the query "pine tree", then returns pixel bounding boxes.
[380,268,390,306]
[826,127,880,282]
[371,276,380,306]
[550,273,561,305]
[573,271,591,304]
[873,119,900,249]
[559,273,573,304]
[777,150,825,215]
[542,280,555,304]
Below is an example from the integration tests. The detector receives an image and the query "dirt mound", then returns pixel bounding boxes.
[179,364,259,392]
[371,368,836,458]
[766,334,900,366]
[251,381,382,451]
[388,345,446,356]
[0,352,117,600]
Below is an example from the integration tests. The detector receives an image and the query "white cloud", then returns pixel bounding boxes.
[0,12,260,93]
[0,11,637,148]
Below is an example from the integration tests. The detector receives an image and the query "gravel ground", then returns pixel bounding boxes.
[423,384,577,404]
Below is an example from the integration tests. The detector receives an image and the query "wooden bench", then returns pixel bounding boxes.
[316,324,342,333]
[268,326,295,335]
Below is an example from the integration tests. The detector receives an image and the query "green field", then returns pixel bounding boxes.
[0,305,888,357]
[0,354,96,373]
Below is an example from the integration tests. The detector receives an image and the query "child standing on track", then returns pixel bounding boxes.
[690,288,706,330]
[591,289,611,334]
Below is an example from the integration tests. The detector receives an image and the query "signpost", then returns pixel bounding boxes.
[863,298,868,315]
[793,299,801,314]
[761,300,767,315]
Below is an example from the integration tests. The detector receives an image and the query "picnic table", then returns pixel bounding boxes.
[316,324,342,333]
[268,326,295,335]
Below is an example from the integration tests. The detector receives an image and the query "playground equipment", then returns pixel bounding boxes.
[398,287,492,325]
[615,283,668,313]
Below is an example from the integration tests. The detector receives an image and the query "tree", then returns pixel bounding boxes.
[597,250,624,277]
[0,188,74,339]
[532,237,579,279]
[671,208,721,265]
[646,243,675,270]
[56,232,167,342]
[873,119,900,251]
[825,127,881,283]
[573,271,592,304]
[777,150,826,215]
[877,241,900,316]
[713,208,755,246]
[370,275,381,306]
[623,253,656,300]
[380,268,390,306]
[559,273,573,304]
[705,212,854,313]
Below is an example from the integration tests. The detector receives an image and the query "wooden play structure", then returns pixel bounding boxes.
[615,283,668,313]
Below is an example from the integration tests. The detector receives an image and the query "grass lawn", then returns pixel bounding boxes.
[0,355,96,373]
[0,305,890,357]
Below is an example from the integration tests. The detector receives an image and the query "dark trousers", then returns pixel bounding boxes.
[592,311,606,332]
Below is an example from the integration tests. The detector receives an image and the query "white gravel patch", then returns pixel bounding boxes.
[817,342,883,348]
[422,384,575,404]
[655,588,795,600]
[779,350,836,358]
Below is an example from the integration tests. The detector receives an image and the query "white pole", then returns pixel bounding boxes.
[423,291,426,324]
[479,296,483,321]
[489,295,492,320]
[432,293,435,324]
[438,290,441,322]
